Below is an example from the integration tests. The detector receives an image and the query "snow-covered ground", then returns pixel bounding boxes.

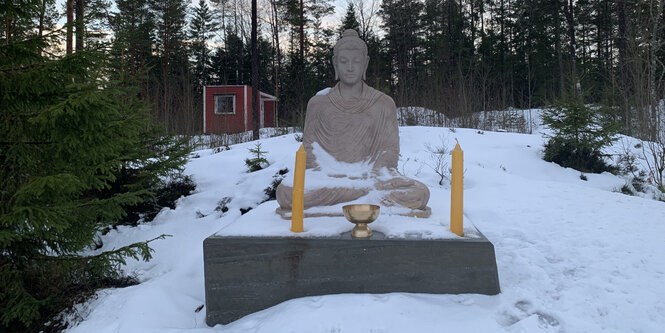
[397,106,542,134]
[65,126,665,333]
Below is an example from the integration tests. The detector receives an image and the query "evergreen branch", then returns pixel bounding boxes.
[37,234,171,263]
[0,141,55,145]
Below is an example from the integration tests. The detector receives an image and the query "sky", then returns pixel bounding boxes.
[53,0,370,44]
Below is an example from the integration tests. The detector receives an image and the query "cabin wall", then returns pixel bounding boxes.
[204,86,275,134]
[263,101,275,127]
[205,86,246,134]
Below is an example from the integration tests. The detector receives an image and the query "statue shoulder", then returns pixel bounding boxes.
[307,94,330,109]
[374,91,397,111]
[304,95,330,122]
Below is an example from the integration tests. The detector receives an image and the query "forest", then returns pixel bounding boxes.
[4,0,664,139]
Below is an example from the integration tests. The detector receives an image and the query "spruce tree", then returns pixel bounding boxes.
[0,24,189,333]
[340,3,360,35]
[189,0,219,91]
[542,94,620,173]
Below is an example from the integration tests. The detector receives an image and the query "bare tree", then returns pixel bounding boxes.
[622,0,665,140]
[350,0,380,40]
[425,135,450,186]
[643,137,665,192]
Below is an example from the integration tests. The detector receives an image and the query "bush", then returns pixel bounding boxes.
[215,197,232,214]
[542,96,619,173]
[115,174,196,227]
[620,183,635,196]
[263,168,289,201]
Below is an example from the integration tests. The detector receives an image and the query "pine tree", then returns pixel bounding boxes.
[340,2,360,35]
[190,0,219,92]
[258,37,277,93]
[0,19,189,331]
[2,0,58,44]
[380,0,424,104]
[211,27,250,85]
[150,0,190,132]
[509,0,561,106]
[310,1,335,90]
[110,0,156,85]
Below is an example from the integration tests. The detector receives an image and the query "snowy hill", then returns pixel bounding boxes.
[65,127,665,333]
[396,106,542,134]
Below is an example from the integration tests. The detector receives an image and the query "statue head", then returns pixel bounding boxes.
[332,29,369,83]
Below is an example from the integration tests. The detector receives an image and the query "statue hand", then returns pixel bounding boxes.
[376,177,414,190]
[388,178,415,188]
[329,173,347,178]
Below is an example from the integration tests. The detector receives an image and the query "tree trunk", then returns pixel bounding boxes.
[5,10,11,45]
[648,0,664,139]
[471,0,475,48]
[617,0,629,127]
[298,0,305,125]
[75,0,84,51]
[270,0,281,127]
[67,0,73,54]
[162,4,170,131]
[564,0,578,95]
[251,0,259,140]
[555,2,564,98]
[38,0,46,37]
[499,0,506,107]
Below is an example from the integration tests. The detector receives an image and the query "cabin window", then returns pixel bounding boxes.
[214,94,236,115]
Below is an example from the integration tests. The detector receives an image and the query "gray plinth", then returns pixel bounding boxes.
[203,230,500,326]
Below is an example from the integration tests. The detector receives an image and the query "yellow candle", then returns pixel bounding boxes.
[450,143,464,236]
[291,145,306,233]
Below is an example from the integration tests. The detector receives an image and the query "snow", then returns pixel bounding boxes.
[279,142,375,189]
[397,106,543,134]
[316,87,332,95]
[64,124,665,333]
[215,200,479,240]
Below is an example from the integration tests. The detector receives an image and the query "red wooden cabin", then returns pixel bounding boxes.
[203,85,277,134]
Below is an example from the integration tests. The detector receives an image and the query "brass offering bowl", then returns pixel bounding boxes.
[342,204,380,239]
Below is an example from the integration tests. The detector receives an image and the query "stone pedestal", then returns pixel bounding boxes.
[203,230,500,326]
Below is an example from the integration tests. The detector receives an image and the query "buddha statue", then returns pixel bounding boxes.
[276,29,431,218]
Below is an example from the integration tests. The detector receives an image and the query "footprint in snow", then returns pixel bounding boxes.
[514,300,532,313]
[308,296,324,309]
[496,300,560,329]
[372,294,390,303]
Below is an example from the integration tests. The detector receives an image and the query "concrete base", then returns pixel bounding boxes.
[203,230,500,326]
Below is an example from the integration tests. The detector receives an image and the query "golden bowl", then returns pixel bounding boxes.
[342,204,380,238]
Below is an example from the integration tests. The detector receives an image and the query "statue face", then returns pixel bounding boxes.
[335,48,367,85]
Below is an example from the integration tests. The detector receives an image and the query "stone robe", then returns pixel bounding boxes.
[276,82,430,217]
